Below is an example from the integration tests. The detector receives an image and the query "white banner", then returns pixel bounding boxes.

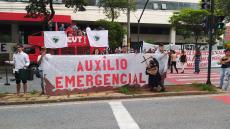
[44,54,157,92]
[86,27,108,47]
[43,52,223,95]
[44,31,68,48]
[175,50,225,68]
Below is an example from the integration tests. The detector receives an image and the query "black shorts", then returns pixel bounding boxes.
[15,69,27,84]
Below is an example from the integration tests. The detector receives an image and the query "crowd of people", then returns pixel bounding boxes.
[11,43,230,96]
[48,21,87,37]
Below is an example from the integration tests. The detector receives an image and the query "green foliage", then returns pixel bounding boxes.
[118,84,141,94]
[30,90,38,95]
[96,20,125,50]
[192,83,217,92]
[215,0,230,21]
[65,0,88,12]
[97,0,136,22]
[169,9,209,45]
[25,0,88,29]
[169,8,224,46]
[145,39,156,44]
[118,86,130,94]
[25,0,55,21]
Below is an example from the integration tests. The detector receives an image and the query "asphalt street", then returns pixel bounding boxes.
[0,94,230,129]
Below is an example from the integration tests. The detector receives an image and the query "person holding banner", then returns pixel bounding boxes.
[13,44,30,96]
[154,44,169,92]
[145,59,161,91]
[37,47,51,95]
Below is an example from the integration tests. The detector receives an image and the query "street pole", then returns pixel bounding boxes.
[206,0,214,85]
[127,0,131,51]
[4,61,10,86]
[137,0,149,46]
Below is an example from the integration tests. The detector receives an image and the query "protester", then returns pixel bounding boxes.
[168,50,173,69]
[146,58,161,91]
[179,50,187,73]
[13,44,30,96]
[193,48,201,74]
[93,48,100,55]
[48,20,53,31]
[220,49,230,90]
[154,43,168,92]
[37,47,51,94]
[59,23,65,31]
[170,50,178,74]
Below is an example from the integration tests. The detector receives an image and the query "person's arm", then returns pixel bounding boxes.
[220,57,224,64]
[146,68,149,75]
[222,56,230,64]
[13,54,16,66]
[163,54,169,74]
[37,55,42,65]
[185,55,187,63]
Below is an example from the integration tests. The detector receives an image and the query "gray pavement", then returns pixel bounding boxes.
[0,72,41,93]
[0,94,230,129]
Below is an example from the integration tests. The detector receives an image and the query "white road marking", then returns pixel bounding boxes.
[109,101,140,129]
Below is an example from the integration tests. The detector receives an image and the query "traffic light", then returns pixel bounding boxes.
[201,0,211,10]
[215,16,225,29]
[202,16,209,32]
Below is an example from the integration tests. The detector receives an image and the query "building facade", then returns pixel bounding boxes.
[0,0,208,52]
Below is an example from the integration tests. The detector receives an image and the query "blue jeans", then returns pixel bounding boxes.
[222,68,230,91]
[220,68,226,88]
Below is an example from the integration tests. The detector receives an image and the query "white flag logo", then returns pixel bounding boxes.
[44,31,68,48]
[86,27,109,47]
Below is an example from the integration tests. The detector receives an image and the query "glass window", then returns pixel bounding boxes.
[161,3,167,10]
[153,3,159,10]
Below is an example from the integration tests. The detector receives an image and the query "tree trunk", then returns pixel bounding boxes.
[49,0,55,21]
[194,33,199,49]
[111,8,115,22]
[43,0,55,31]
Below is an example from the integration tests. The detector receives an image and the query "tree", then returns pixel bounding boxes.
[169,9,209,47]
[25,0,87,30]
[215,0,230,18]
[97,0,136,22]
[96,20,125,50]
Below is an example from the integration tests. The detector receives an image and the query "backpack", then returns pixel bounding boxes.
[146,59,159,75]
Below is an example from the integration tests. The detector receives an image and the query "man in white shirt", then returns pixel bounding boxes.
[13,44,30,95]
[154,43,169,92]
[37,47,50,94]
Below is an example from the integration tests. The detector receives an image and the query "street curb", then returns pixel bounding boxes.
[0,91,220,106]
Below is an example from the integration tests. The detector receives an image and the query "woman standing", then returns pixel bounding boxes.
[193,48,202,74]
[170,50,178,74]
[180,50,187,73]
